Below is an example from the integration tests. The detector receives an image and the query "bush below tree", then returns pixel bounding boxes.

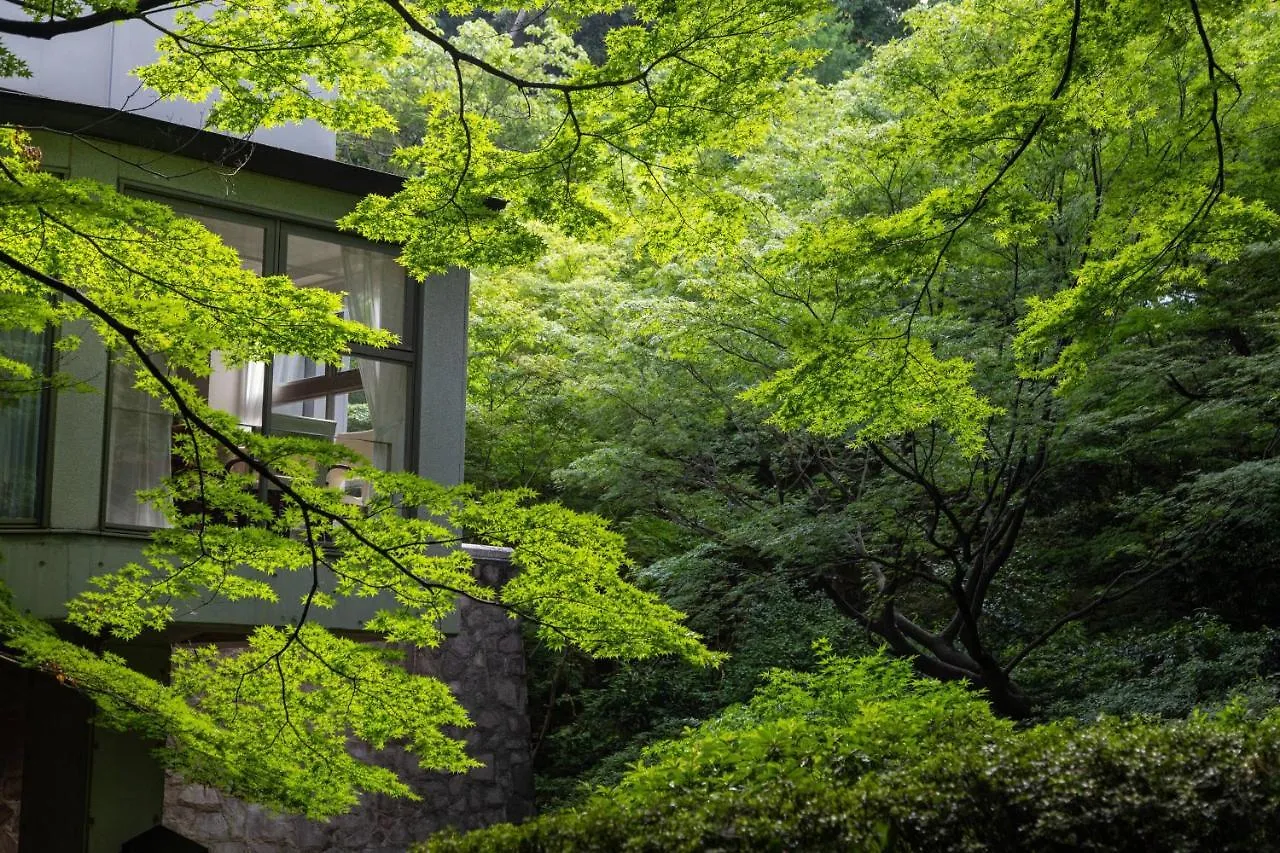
[421,652,1280,852]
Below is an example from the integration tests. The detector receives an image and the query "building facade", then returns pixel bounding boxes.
[0,21,532,853]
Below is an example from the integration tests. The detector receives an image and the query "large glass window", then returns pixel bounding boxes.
[0,329,48,523]
[286,234,407,341]
[103,205,413,528]
[104,358,172,528]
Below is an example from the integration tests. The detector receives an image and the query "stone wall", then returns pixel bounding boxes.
[163,545,534,853]
[0,667,25,853]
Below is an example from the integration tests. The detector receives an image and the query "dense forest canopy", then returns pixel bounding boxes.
[452,0,1280,786]
[4,0,1280,840]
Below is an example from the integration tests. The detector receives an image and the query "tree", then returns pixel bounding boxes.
[0,0,819,814]
[666,0,1280,715]
[456,0,1280,723]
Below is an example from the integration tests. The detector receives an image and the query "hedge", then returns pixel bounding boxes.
[420,655,1280,852]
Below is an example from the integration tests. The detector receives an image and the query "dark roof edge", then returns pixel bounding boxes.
[0,91,405,197]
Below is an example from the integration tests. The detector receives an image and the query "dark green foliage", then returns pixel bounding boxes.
[425,778,878,852]
[799,0,916,83]
[425,653,1002,852]
[448,0,1280,819]
[862,712,1280,852]
[529,567,871,807]
[1026,242,1280,631]
[1018,617,1280,720]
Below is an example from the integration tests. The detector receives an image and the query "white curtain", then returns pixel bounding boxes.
[343,247,408,471]
[341,246,405,339]
[207,352,264,428]
[0,329,44,521]
[105,359,171,528]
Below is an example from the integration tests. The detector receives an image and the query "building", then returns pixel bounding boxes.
[0,19,532,853]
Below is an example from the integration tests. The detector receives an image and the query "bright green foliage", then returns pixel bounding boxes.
[1027,236,1280,616]
[464,229,626,495]
[338,23,594,171]
[424,651,1004,852]
[10,0,1280,824]
[3,0,822,276]
[0,131,385,371]
[422,652,1280,852]
[476,0,1280,722]
[0,9,757,801]
[169,627,479,816]
[11,396,717,812]
[448,0,1280,766]
[0,588,473,817]
[612,647,1008,796]
[614,0,1280,450]
[415,0,1280,825]
[331,5,819,272]
[743,321,998,455]
[528,552,873,807]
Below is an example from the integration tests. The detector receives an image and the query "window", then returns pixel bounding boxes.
[104,357,172,528]
[270,233,412,475]
[102,203,414,529]
[0,328,48,523]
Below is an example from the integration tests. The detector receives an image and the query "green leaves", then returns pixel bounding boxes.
[420,651,1009,852]
[34,401,718,812]
[460,491,724,665]
[422,649,1280,852]
[2,105,726,810]
[0,130,390,378]
[140,0,408,135]
[169,625,477,816]
[743,321,998,454]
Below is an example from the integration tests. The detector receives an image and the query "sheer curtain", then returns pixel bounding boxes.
[341,245,405,338]
[343,247,408,471]
[0,329,45,521]
[105,359,171,527]
[207,352,264,429]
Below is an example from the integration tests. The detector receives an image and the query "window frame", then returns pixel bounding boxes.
[99,352,176,532]
[0,326,55,528]
[100,189,420,532]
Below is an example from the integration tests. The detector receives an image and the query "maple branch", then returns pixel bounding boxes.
[0,0,177,37]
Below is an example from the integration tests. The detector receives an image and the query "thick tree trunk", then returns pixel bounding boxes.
[822,578,1033,718]
[974,667,1031,720]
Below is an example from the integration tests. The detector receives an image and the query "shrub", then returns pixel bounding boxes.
[419,654,1280,852]
[422,652,1003,852]
[1017,617,1280,720]
[863,709,1280,851]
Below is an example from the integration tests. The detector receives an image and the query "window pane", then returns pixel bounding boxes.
[285,234,407,341]
[0,329,45,522]
[270,357,409,475]
[208,354,264,430]
[191,215,266,274]
[194,214,267,428]
[104,359,171,528]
